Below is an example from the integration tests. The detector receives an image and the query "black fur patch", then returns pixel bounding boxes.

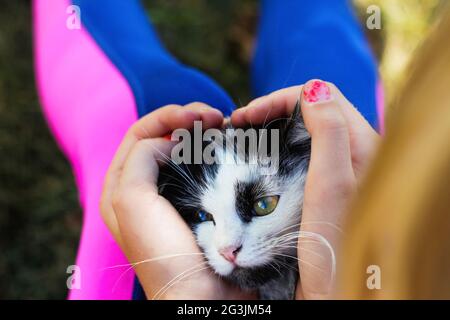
[235,181,254,223]
[157,139,219,226]
[226,255,298,289]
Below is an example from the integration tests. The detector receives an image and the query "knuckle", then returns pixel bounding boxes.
[133,139,153,153]
[130,105,181,134]
[340,176,356,192]
[185,101,210,109]
[332,176,356,198]
[129,121,140,135]
[161,104,182,111]
[315,110,347,134]
[326,81,338,92]
[315,174,356,201]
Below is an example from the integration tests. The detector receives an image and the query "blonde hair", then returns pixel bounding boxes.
[339,8,450,299]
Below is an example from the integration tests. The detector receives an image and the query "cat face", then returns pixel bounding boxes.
[158,108,311,289]
[195,155,307,288]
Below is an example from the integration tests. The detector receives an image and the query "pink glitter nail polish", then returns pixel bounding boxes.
[303,80,331,104]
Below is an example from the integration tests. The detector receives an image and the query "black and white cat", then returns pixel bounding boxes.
[158,103,311,299]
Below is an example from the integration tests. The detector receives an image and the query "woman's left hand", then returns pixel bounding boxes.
[232,80,380,299]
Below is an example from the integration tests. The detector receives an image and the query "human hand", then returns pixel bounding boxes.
[101,102,254,299]
[231,80,379,299]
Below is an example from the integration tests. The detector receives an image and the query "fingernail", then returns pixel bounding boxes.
[163,133,172,141]
[302,80,331,104]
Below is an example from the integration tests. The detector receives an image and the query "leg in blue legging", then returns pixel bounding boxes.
[73,0,235,118]
[252,0,379,128]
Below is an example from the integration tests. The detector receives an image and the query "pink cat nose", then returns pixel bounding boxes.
[219,245,242,263]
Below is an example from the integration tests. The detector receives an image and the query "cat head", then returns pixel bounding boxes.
[158,105,311,289]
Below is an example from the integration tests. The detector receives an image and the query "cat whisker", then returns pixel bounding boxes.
[141,125,207,192]
[272,220,343,239]
[298,221,344,234]
[104,252,205,270]
[150,145,199,192]
[263,116,292,131]
[273,244,325,260]
[274,234,332,250]
[158,182,190,192]
[273,229,331,244]
[275,230,303,238]
[272,223,302,236]
[273,258,298,273]
[106,252,205,293]
[272,253,327,275]
[267,233,328,260]
[268,231,304,246]
[266,261,283,279]
[261,103,273,130]
[152,262,211,300]
[275,231,336,282]
[272,238,323,249]
[161,160,198,192]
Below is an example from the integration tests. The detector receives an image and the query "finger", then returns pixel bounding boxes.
[298,79,355,299]
[117,104,224,209]
[183,102,224,130]
[330,84,374,134]
[100,106,199,240]
[300,79,354,236]
[110,105,201,174]
[118,138,173,196]
[300,80,354,185]
[111,103,222,177]
[327,83,380,178]
[232,83,379,178]
[102,103,224,244]
[231,86,302,127]
[108,103,222,203]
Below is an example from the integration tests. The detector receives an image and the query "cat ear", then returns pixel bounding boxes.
[291,99,301,122]
[281,99,310,148]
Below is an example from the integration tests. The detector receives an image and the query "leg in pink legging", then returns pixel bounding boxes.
[33,0,234,299]
[34,0,138,300]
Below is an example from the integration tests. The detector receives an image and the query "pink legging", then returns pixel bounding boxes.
[34,0,137,299]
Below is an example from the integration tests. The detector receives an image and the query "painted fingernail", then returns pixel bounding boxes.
[303,80,331,104]
[163,133,172,141]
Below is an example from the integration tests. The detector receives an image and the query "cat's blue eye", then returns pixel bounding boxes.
[196,210,214,223]
[253,196,279,216]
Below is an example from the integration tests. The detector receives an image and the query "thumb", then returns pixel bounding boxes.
[301,79,354,187]
[298,80,356,299]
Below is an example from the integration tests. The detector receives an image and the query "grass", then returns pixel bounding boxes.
[0,0,442,299]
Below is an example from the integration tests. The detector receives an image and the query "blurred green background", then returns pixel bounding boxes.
[0,0,446,299]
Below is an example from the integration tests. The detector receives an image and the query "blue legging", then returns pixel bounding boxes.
[73,0,379,127]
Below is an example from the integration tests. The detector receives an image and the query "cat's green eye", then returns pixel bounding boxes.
[253,196,280,216]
